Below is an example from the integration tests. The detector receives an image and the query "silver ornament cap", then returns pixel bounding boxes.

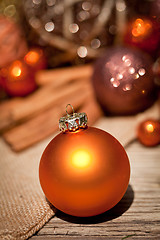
[59,104,88,132]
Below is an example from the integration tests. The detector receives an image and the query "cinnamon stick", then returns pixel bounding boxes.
[0,98,22,131]
[35,64,93,86]
[0,78,91,132]
[3,86,93,151]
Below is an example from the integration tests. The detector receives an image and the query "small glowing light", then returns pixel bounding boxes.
[33,0,41,4]
[82,1,92,11]
[128,67,135,74]
[142,90,145,94]
[134,73,139,79]
[54,4,64,15]
[117,73,123,80]
[91,5,100,16]
[46,0,56,6]
[109,25,117,35]
[77,46,87,58]
[132,18,152,37]
[45,21,55,32]
[29,17,41,29]
[124,58,131,66]
[77,11,90,21]
[91,39,101,49]
[110,77,115,83]
[4,5,16,18]
[123,84,132,91]
[69,23,79,33]
[146,123,154,133]
[11,66,21,77]
[116,1,126,12]
[112,80,120,88]
[71,150,92,169]
[25,50,40,65]
[122,55,127,61]
[138,68,146,76]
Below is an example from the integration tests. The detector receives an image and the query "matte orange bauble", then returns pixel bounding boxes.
[39,105,130,217]
[137,119,160,147]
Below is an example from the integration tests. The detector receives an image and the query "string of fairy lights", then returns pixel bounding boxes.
[23,0,126,59]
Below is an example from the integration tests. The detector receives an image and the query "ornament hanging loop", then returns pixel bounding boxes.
[66,104,74,116]
[59,104,88,132]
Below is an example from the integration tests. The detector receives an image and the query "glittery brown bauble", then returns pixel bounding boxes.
[92,46,157,115]
[0,16,27,68]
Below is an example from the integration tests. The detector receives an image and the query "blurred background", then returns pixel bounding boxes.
[0,0,160,151]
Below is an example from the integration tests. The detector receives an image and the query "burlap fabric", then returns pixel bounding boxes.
[0,103,159,240]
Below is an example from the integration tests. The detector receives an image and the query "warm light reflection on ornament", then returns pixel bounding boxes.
[134,73,139,79]
[117,73,123,80]
[146,123,154,133]
[128,67,135,74]
[113,80,120,87]
[71,149,92,169]
[25,50,40,65]
[138,68,145,76]
[110,77,114,83]
[11,62,22,78]
[124,58,131,66]
[122,55,127,61]
[123,83,132,91]
[132,18,152,37]
[137,119,160,147]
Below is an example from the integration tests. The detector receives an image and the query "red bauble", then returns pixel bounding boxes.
[24,48,47,71]
[123,17,160,54]
[0,16,27,68]
[1,60,37,97]
[137,119,160,147]
[92,46,156,115]
[39,126,130,217]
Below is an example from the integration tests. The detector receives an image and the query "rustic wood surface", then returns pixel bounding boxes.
[30,141,160,240]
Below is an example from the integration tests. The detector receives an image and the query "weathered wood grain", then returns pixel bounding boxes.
[30,142,160,240]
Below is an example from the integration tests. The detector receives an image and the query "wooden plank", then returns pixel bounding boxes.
[30,142,160,240]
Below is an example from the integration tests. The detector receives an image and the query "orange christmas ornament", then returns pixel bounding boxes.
[39,105,130,217]
[1,59,37,97]
[137,119,160,147]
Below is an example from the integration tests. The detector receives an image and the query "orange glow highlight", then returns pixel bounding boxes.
[146,123,154,133]
[25,50,40,65]
[132,18,152,37]
[11,65,21,77]
[71,150,92,169]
